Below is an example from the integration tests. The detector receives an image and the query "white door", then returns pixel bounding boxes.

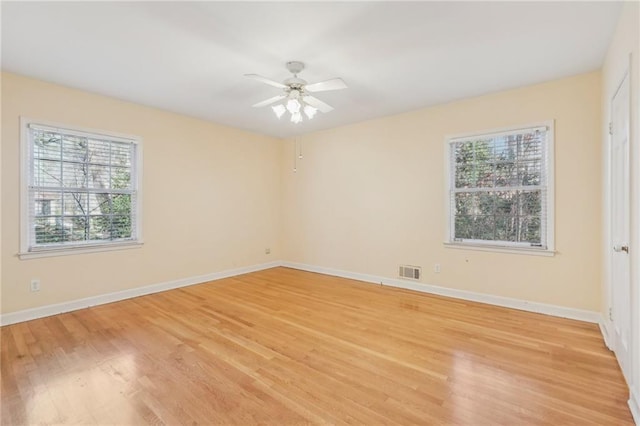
[610,71,631,382]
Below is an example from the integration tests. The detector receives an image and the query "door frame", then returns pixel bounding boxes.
[606,58,632,383]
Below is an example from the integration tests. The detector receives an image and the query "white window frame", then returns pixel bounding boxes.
[444,121,555,256]
[19,117,143,259]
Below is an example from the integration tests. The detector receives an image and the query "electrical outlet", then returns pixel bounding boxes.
[30,279,41,292]
[265,248,271,255]
[434,264,441,273]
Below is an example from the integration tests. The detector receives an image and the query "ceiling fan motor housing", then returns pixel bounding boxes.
[284,77,307,90]
[285,61,307,90]
[286,61,305,75]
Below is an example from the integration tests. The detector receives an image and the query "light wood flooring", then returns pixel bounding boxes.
[1,267,634,425]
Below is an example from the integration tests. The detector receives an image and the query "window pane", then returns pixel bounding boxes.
[455,142,475,188]
[110,194,131,215]
[476,192,495,215]
[63,192,88,216]
[495,215,517,242]
[33,131,61,160]
[34,217,67,244]
[474,140,494,163]
[520,134,543,160]
[62,216,88,242]
[474,140,494,188]
[112,215,132,239]
[494,138,517,162]
[455,164,475,188]
[455,192,474,215]
[89,193,111,215]
[519,216,541,243]
[112,142,132,167]
[88,139,111,164]
[519,190,541,216]
[88,164,110,189]
[111,167,131,189]
[519,160,541,186]
[495,162,518,187]
[89,216,112,240]
[475,163,494,188]
[473,215,495,240]
[62,161,88,188]
[61,135,88,163]
[455,215,474,239]
[33,191,62,217]
[33,159,61,187]
[495,191,517,215]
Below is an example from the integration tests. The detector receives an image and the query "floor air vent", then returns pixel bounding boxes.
[399,265,421,280]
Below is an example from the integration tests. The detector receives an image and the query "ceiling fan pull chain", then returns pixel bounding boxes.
[293,137,298,173]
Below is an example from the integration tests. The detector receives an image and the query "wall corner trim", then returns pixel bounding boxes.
[599,317,614,350]
[281,261,601,324]
[0,261,282,326]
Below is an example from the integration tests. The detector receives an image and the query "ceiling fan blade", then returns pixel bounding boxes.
[244,74,287,89]
[252,95,286,108]
[305,78,348,93]
[303,95,334,113]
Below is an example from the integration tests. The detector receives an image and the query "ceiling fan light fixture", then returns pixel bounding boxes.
[272,104,286,119]
[290,111,303,124]
[303,105,317,119]
[286,99,301,114]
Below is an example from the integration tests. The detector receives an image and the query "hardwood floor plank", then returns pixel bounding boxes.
[1,267,633,425]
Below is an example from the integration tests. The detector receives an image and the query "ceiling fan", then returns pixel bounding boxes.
[245,61,347,123]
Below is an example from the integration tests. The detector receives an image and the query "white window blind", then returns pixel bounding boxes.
[24,122,141,253]
[447,124,553,250]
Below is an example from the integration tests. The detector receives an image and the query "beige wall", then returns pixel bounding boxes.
[601,0,640,414]
[1,70,605,316]
[282,72,602,311]
[1,72,282,314]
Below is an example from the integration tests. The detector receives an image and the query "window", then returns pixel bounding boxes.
[21,119,142,258]
[446,122,554,254]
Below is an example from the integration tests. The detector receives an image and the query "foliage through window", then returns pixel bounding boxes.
[23,121,141,254]
[447,124,552,250]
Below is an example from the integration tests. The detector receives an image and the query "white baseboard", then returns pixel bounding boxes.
[1,259,602,326]
[0,261,282,326]
[281,261,601,323]
[630,388,640,426]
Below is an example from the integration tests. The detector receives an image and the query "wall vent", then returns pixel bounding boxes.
[399,265,421,280]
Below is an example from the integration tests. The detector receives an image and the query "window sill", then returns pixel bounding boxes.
[19,241,143,260]
[443,242,556,257]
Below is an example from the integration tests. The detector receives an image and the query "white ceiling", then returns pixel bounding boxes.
[2,2,622,138]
